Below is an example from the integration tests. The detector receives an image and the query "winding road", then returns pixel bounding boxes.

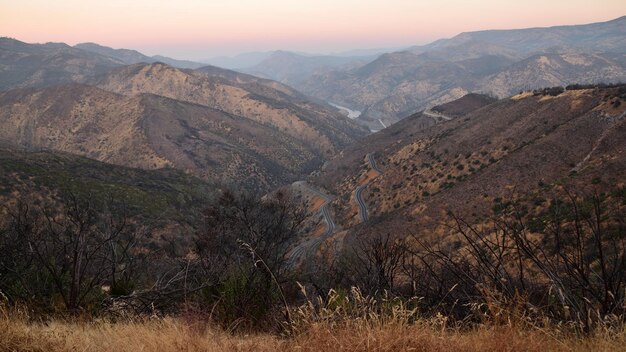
[287,181,335,267]
[368,153,383,174]
[423,109,453,121]
[354,153,383,223]
[287,153,384,266]
[355,185,368,222]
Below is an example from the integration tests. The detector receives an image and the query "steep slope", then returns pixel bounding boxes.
[0,37,123,91]
[75,42,205,69]
[96,63,367,156]
[310,86,626,246]
[0,84,339,190]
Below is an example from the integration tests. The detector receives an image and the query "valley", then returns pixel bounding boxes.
[1,12,626,350]
[1,17,625,270]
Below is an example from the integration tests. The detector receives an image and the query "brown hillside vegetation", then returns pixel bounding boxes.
[314,86,626,244]
[0,84,332,189]
[96,62,367,156]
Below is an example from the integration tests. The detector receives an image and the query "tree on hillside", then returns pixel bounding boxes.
[0,193,142,313]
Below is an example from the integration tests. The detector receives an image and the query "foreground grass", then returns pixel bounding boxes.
[2,311,625,352]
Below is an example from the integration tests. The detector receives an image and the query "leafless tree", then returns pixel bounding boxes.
[0,193,141,313]
[194,189,307,325]
[344,233,409,295]
[401,189,626,329]
[504,191,626,330]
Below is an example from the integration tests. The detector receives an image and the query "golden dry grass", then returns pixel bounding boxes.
[2,309,625,352]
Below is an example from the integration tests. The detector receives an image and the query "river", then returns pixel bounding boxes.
[329,103,362,119]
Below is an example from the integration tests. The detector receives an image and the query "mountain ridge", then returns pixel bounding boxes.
[0,83,341,190]
[95,62,367,156]
[75,42,205,69]
[296,16,626,126]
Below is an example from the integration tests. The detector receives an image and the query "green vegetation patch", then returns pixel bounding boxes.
[0,148,215,225]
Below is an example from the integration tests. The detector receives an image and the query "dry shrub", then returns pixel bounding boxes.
[287,285,419,335]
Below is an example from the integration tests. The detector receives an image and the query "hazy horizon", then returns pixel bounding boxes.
[2,0,625,60]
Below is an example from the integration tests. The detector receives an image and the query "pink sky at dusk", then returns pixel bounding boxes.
[1,0,625,59]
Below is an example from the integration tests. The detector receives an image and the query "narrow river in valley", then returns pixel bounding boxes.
[329,102,362,119]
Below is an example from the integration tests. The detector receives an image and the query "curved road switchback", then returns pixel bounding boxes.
[355,185,369,222]
[287,181,335,268]
[354,153,383,223]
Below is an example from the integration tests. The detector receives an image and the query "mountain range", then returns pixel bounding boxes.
[75,42,205,69]
[1,17,625,259]
[201,47,399,70]
[0,38,367,191]
[240,16,626,128]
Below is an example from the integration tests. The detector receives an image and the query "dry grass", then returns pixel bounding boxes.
[3,290,626,352]
[0,307,284,352]
[2,313,625,352]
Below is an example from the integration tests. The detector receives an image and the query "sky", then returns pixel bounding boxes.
[1,0,625,60]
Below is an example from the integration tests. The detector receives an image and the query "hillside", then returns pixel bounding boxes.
[0,146,213,228]
[297,17,626,125]
[0,84,342,190]
[482,52,626,96]
[96,62,367,156]
[0,38,368,190]
[430,93,498,117]
[310,86,626,248]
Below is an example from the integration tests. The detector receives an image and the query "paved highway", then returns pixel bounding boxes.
[423,109,452,121]
[354,153,383,223]
[288,152,385,267]
[355,185,368,222]
[368,153,383,174]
